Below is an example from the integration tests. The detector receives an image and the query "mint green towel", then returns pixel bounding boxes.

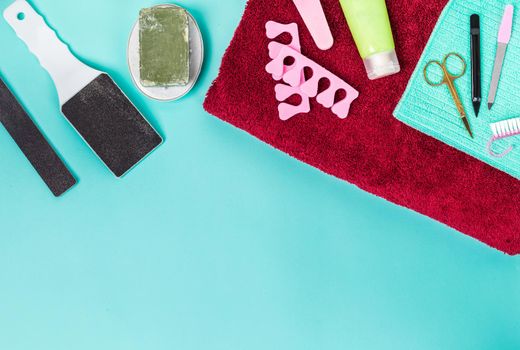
[394,0,520,179]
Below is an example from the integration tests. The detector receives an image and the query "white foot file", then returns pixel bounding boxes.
[4,0,163,177]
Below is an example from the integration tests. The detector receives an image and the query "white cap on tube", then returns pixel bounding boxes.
[363,50,401,80]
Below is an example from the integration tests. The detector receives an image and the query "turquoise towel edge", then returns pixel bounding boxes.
[393,0,520,180]
[394,0,455,119]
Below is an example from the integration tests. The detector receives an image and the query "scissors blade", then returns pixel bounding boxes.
[488,43,507,109]
[462,116,474,138]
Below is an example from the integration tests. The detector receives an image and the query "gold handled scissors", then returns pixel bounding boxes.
[423,53,473,138]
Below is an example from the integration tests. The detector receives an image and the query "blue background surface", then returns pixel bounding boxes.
[0,0,519,349]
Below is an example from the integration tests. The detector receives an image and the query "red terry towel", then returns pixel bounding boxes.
[204,0,520,254]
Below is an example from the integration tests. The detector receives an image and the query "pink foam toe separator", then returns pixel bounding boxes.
[265,20,358,120]
[266,21,301,57]
[275,83,311,120]
[272,45,359,119]
[266,21,302,81]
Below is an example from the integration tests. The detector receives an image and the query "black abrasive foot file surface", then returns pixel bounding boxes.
[61,74,163,177]
[0,78,76,196]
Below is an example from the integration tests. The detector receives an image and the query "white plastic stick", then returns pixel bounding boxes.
[3,0,101,105]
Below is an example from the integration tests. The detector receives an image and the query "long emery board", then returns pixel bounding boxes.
[4,0,163,177]
[0,77,76,196]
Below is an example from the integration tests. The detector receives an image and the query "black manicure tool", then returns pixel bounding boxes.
[470,14,481,117]
[0,77,76,196]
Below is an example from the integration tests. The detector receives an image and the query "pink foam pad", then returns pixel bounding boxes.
[266,21,301,58]
[265,22,302,82]
[275,83,311,120]
[269,45,359,119]
[268,65,310,120]
[266,53,288,81]
[266,21,302,81]
[266,21,310,120]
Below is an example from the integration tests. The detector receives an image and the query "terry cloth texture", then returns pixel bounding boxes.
[395,0,520,179]
[204,0,520,255]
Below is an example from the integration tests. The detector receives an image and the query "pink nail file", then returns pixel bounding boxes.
[498,5,514,44]
[266,21,310,120]
[266,45,359,119]
[488,4,514,109]
[292,0,334,50]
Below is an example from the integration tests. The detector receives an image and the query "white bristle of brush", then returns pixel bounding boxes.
[491,117,520,137]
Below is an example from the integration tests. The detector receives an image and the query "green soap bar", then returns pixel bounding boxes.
[139,6,190,87]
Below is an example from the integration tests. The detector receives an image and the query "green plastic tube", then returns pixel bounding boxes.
[339,0,400,80]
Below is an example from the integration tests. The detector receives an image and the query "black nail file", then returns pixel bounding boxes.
[61,74,163,177]
[4,1,163,177]
[0,77,76,196]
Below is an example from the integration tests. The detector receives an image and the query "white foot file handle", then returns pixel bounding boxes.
[292,0,334,50]
[3,0,100,105]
